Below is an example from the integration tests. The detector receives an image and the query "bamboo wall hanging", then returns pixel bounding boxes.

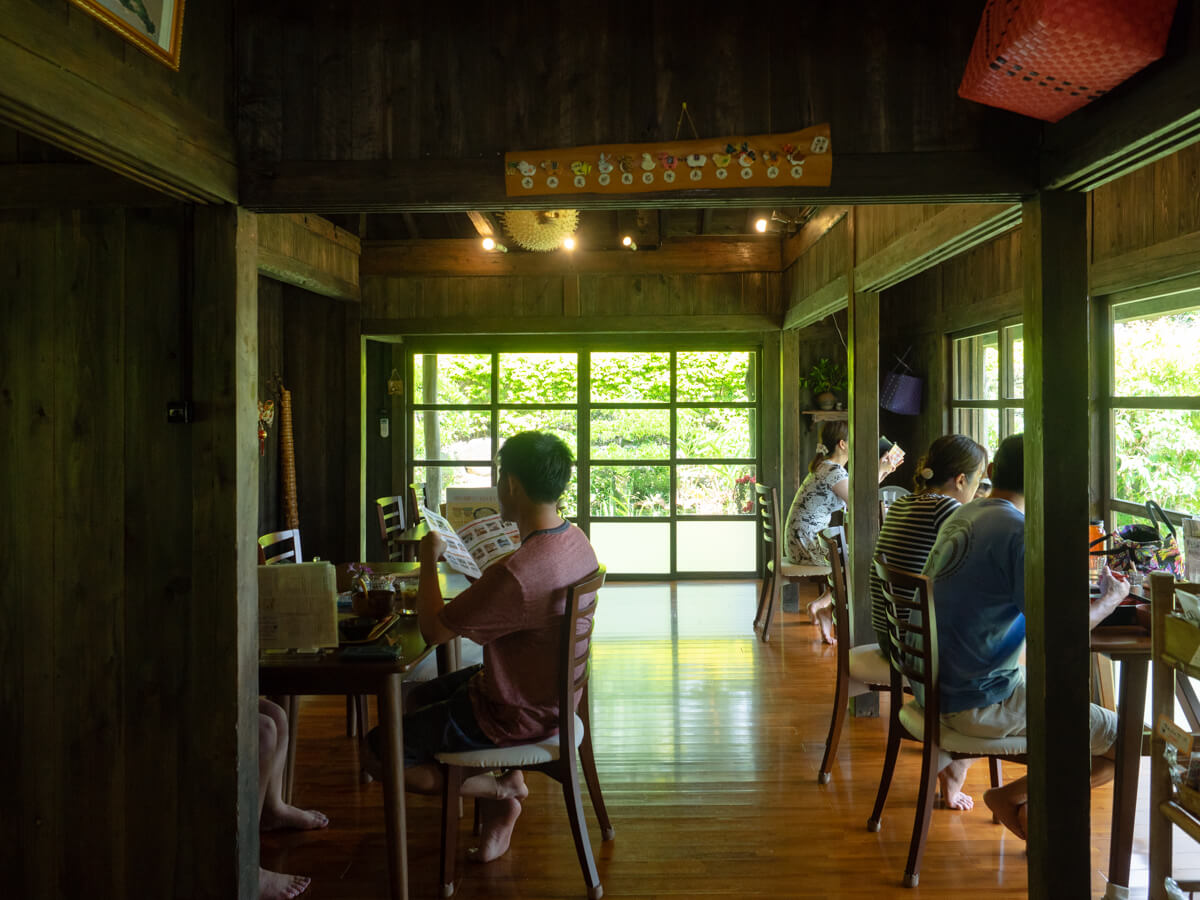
[278,384,300,531]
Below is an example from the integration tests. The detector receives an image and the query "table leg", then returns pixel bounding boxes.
[436,638,460,676]
[1105,657,1148,899]
[379,674,409,900]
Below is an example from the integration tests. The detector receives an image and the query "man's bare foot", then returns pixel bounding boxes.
[806,593,832,623]
[816,606,837,644]
[467,796,522,863]
[984,788,1027,840]
[936,759,974,810]
[261,803,329,832]
[259,867,310,900]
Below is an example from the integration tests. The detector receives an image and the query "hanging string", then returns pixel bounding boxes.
[673,102,700,141]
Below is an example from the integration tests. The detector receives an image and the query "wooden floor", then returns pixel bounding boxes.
[264,580,1175,899]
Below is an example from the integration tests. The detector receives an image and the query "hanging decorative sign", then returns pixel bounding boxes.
[504,123,832,197]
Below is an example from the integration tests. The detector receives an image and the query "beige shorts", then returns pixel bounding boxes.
[940,668,1118,757]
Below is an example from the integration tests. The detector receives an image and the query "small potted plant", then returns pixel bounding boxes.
[800,358,848,410]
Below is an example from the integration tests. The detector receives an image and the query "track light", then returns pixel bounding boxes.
[563,236,576,251]
[622,235,638,251]
[754,218,768,233]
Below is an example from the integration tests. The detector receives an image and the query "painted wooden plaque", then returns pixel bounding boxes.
[505,124,832,197]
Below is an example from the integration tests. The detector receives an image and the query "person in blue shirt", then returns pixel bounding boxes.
[921,433,1130,839]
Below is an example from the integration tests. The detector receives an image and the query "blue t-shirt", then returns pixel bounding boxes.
[917,498,1026,714]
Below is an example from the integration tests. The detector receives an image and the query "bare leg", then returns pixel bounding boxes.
[806,588,833,622]
[259,699,328,832]
[983,775,1028,839]
[259,867,310,899]
[815,605,837,644]
[465,771,528,864]
[936,758,975,810]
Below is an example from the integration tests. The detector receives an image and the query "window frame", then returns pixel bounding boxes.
[1099,282,1200,528]
[403,336,763,580]
[946,315,1025,454]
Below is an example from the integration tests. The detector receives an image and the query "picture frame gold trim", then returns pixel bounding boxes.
[69,0,186,71]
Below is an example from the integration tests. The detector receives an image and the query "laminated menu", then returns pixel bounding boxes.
[422,503,521,580]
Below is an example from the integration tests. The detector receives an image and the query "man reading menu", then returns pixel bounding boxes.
[368,431,598,862]
[921,433,1131,839]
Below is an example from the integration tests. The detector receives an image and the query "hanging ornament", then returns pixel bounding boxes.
[257,398,275,458]
[387,368,404,396]
[500,209,581,252]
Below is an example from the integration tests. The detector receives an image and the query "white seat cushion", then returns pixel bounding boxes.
[435,714,585,767]
[848,643,890,687]
[898,700,1027,756]
[774,558,831,578]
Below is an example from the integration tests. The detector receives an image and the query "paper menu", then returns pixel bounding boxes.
[443,487,503,531]
[422,504,522,579]
[421,506,484,578]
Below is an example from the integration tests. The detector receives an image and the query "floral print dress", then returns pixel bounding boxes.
[784,460,849,566]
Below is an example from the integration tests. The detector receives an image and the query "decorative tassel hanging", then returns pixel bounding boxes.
[278,385,300,531]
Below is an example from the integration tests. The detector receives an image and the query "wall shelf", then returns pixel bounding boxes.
[802,409,848,422]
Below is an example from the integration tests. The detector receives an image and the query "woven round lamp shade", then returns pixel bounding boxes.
[500,209,580,252]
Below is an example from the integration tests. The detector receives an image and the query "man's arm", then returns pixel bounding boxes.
[1088,565,1132,631]
[417,532,459,646]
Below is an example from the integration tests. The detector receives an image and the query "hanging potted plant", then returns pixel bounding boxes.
[800,358,848,411]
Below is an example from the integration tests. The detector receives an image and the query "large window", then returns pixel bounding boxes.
[948,318,1024,455]
[1106,288,1200,527]
[408,346,760,578]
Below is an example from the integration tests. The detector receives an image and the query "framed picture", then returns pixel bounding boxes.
[69,0,186,71]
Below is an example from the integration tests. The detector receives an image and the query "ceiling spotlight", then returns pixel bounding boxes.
[622,235,637,251]
[481,237,495,250]
[563,236,576,251]
[754,218,768,233]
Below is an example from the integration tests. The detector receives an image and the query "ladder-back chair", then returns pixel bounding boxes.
[434,565,613,899]
[257,528,302,566]
[868,558,1025,887]
[753,483,831,642]
[816,527,892,784]
[374,495,407,562]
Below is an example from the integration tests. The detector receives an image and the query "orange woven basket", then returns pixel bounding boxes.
[958,0,1178,122]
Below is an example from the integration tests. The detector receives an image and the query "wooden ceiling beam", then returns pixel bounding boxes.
[0,163,174,208]
[1042,53,1200,192]
[360,236,780,277]
[362,314,780,337]
[781,206,849,269]
[465,210,499,238]
[256,213,361,302]
[239,151,1037,214]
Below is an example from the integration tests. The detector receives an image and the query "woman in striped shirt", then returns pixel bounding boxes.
[870,433,987,809]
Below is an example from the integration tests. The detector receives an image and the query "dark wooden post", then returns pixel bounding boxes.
[190,205,260,900]
[346,308,364,561]
[847,208,881,716]
[1022,190,1091,897]
[780,328,802,510]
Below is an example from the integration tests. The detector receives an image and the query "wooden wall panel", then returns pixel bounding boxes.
[788,217,849,304]
[1091,141,1200,262]
[855,204,949,263]
[238,2,1038,165]
[0,206,249,899]
[282,284,352,563]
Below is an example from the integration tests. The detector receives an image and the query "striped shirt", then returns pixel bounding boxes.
[869,492,961,645]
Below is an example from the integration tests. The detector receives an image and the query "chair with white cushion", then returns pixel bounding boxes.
[753,483,831,643]
[868,558,1026,888]
[434,565,613,899]
[817,527,892,784]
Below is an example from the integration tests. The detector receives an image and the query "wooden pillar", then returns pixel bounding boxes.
[189,205,260,900]
[780,328,802,509]
[347,308,364,561]
[1022,190,1091,897]
[847,210,881,716]
[761,330,783,495]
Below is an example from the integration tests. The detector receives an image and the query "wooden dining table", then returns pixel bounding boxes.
[259,561,472,900]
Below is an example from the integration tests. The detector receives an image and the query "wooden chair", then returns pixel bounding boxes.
[868,558,1025,887]
[752,483,831,643]
[407,482,426,527]
[816,527,892,784]
[434,566,614,899]
[257,528,302,565]
[374,495,407,562]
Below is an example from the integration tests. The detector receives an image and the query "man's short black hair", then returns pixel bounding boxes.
[497,431,573,504]
[991,433,1024,493]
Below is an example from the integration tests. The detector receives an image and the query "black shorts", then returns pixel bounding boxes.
[369,664,497,767]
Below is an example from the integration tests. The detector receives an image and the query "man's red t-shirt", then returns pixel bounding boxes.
[438,520,599,745]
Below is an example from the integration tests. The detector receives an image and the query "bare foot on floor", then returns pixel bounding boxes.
[984,789,1027,840]
[816,606,837,644]
[262,803,329,832]
[936,759,974,810]
[259,867,310,899]
[467,796,523,863]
